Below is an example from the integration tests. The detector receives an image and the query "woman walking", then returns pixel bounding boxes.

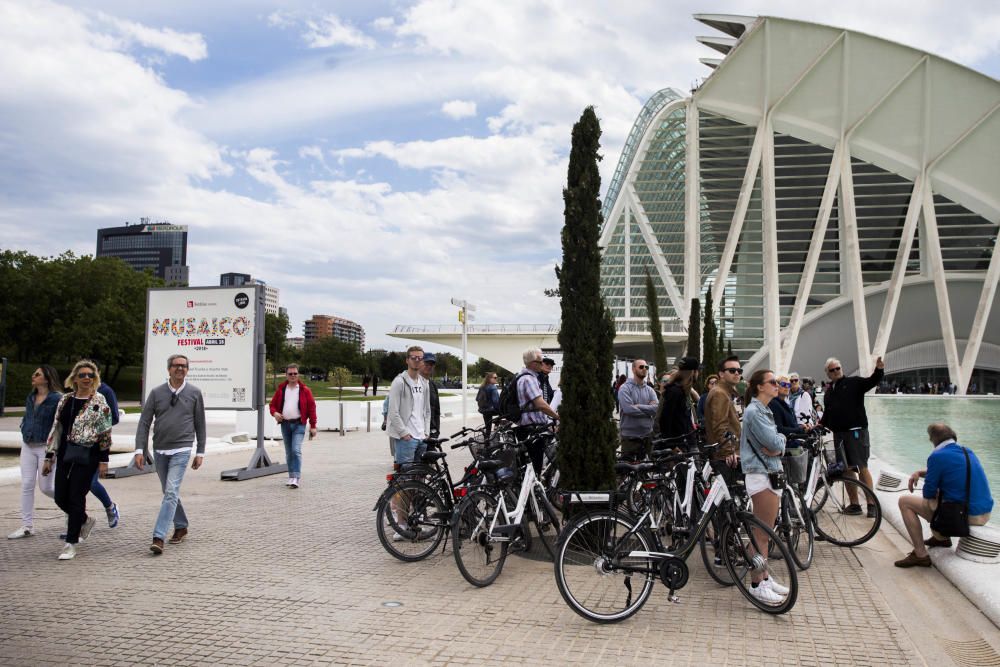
[740,369,790,603]
[40,360,113,560]
[477,372,500,439]
[8,366,62,539]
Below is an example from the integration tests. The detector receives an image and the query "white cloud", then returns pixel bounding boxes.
[98,13,207,62]
[441,99,477,119]
[267,10,375,50]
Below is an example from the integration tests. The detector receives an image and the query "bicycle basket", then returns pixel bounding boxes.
[782,447,808,485]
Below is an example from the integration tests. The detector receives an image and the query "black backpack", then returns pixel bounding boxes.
[498,371,535,422]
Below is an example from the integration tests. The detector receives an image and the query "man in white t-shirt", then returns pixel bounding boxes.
[386,346,432,469]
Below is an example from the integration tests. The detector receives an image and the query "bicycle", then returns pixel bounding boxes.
[373,427,487,562]
[772,443,815,570]
[554,445,798,623]
[451,433,562,587]
[800,426,882,546]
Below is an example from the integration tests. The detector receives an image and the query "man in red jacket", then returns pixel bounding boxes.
[269,364,318,489]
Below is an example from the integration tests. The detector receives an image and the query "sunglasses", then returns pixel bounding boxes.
[171,364,189,369]
[287,372,299,376]
[637,365,648,370]
[827,366,841,373]
[779,382,791,388]
[765,379,779,386]
[723,367,742,375]
[77,372,95,379]
[32,371,43,377]
[409,356,424,361]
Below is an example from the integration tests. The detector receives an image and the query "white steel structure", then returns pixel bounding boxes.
[600,15,1000,393]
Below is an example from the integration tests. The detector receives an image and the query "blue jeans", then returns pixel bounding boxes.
[394,438,426,466]
[153,450,190,540]
[280,421,306,477]
[90,470,112,509]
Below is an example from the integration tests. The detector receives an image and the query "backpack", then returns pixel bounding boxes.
[498,371,535,423]
[476,386,491,414]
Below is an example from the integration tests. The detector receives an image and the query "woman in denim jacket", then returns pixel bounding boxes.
[8,366,62,539]
[740,368,788,604]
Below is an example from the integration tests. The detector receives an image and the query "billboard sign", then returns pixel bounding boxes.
[143,286,259,409]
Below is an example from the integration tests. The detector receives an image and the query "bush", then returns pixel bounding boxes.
[2,362,142,407]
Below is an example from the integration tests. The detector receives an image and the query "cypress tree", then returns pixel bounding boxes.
[557,107,617,491]
[702,288,718,377]
[645,270,667,377]
[686,298,701,362]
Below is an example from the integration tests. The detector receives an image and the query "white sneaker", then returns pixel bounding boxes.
[285,478,294,487]
[749,582,784,604]
[58,543,77,560]
[79,515,96,541]
[763,577,789,596]
[289,478,299,489]
[7,526,33,539]
[391,531,406,542]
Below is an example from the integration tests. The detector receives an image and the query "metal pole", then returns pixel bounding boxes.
[461,306,468,428]
[366,402,371,432]
[339,403,345,436]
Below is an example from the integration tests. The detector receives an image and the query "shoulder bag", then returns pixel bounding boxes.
[746,432,785,490]
[930,447,971,538]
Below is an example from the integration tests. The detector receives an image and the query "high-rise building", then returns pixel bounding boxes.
[304,314,365,351]
[219,273,280,315]
[96,221,188,285]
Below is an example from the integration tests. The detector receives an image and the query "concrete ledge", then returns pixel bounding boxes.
[870,456,1000,629]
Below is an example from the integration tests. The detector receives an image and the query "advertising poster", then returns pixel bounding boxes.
[143,286,259,410]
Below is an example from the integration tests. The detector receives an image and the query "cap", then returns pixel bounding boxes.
[541,357,555,365]
[422,352,436,363]
[677,356,700,371]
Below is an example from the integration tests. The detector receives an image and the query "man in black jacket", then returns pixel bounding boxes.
[420,353,441,438]
[821,356,884,517]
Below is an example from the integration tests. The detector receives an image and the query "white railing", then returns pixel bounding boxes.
[392,324,559,335]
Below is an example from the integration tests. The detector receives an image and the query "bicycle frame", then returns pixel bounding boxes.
[489,462,547,542]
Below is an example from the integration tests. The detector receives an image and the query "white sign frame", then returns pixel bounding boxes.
[143,285,261,410]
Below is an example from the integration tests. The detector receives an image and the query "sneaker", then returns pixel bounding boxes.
[391,531,406,542]
[749,582,784,604]
[289,478,299,489]
[168,528,188,544]
[150,538,164,555]
[58,543,76,560]
[894,551,931,568]
[866,504,877,519]
[764,577,790,596]
[285,478,294,487]
[106,503,120,528]
[79,515,96,541]
[924,536,953,548]
[843,503,863,516]
[7,526,33,539]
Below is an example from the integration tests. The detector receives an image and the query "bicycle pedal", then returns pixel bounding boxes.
[668,593,681,604]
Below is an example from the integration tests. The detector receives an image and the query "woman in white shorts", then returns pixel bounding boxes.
[740,368,788,604]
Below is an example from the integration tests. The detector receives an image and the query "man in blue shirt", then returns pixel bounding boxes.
[895,422,994,567]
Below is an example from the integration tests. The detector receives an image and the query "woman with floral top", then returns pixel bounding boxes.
[41,360,113,561]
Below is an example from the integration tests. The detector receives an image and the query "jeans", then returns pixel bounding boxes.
[153,450,191,540]
[280,421,306,477]
[90,470,113,509]
[53,453,98,544]
[19,443,55,527]
[394,438,426,466]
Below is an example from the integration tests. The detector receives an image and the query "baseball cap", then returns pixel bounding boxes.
[541,357,555,365]
[677,356,700,371]
[422,352,436,363]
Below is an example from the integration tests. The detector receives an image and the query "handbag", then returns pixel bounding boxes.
[747,434,786,490]
[63,442,92,465]
[930,447,971,538]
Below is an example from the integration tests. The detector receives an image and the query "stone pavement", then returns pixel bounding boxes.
[0,419,982,666]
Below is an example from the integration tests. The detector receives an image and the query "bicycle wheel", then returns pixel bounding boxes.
[452,490,508,587]
[698,514,736,586]
[530,487,561,560]
[554,511,656,624]
[810,476,882,547]
[780,489,814,570]
[376,480,446,562]
[721,512,798,614]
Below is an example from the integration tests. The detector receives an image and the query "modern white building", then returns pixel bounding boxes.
[600,14,1000,394]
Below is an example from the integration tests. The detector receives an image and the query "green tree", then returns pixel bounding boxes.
[644,271,667,376]
[330,366,352,401]
[433,351,461,379]
[702,288,719,384]
[302,336,357,375]
[471,357,501,379]
[686,297,701,363]
[556,106,618,491]
[377,351,406,380]
[265,312,292,390]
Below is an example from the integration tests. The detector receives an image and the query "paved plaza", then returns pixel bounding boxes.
[0,418,997,666]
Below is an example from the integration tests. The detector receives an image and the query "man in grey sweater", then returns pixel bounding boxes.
[134,354,207,555]
[618,359,659,460]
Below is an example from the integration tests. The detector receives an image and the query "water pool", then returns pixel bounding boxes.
[867,396,1000,490]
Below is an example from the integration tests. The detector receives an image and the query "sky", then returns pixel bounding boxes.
[2,0,999,351]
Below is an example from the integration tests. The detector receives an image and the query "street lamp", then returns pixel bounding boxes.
[450,297,476,427]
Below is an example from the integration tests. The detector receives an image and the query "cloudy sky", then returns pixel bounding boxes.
[2,0,999,351]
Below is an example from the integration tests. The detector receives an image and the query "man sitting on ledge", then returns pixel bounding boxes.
[895,422,994,568]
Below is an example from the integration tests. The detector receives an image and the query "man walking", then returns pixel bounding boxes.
[617,359,658,460]
[419,353,441,439]
[704,356,742,478]
[269,363,318,489]
[821,356,884,517]
[134,354,206,555]
[386,347,431,469]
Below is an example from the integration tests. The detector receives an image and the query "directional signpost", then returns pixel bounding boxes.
[450,298,476,427]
